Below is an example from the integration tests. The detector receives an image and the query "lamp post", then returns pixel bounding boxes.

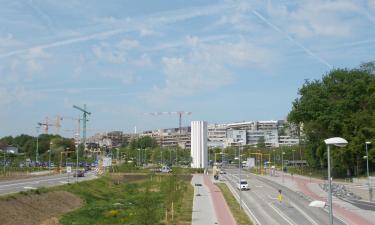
[49,141,53,172]
[36,126,40,165]
[238,141,243,210]
[282,151,285,183]
[137,148,141,166]
[3,151,5,175]
[292,149,296,167]
[365,141,372,201]
[324,137,348,225]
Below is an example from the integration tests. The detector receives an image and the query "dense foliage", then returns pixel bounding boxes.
[0,134,75,160]
[288,63,375,176]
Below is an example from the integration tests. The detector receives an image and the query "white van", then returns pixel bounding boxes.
[237,179,249,190]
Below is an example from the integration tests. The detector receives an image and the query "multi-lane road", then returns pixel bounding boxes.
[0,171,97,195]
[223,168,348,225]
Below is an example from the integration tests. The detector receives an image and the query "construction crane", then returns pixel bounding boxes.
[62,116,81,146]
[144,111,192,134]
[37,116,61,134]
[73,104,91,146]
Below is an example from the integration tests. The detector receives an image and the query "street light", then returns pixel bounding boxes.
[238,141,244,210]
[49,141,53,172]
[365,141,372,201]
[36,126,40,165]
[324,137,348,225]
[292,149,296,167]
[281,151,285,183]
[137,148,141,166]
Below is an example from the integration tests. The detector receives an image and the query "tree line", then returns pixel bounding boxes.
[0,134,75,161]
[288,62,375,177]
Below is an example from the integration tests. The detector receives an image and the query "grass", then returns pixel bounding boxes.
[52,172,193,225]
[170,178,193,225]
[216,183,253,225]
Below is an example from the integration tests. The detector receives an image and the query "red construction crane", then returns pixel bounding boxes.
[144,111,192,133]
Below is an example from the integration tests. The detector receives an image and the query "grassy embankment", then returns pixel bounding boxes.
[216,183,253,225]
[55,170,193,225]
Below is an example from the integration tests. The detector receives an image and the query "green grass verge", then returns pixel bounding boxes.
[216,183,253,225]
[52,173,192,225]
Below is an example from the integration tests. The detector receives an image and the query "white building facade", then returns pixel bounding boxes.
[191,121,208,168]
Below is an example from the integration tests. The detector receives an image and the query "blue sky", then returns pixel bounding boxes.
[1,0,375,137]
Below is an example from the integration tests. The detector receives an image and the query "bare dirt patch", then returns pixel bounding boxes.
[0,191,82,225]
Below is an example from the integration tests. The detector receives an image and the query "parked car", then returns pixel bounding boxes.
[237,179,249,190]
[160,166,171,173]
[73,170,85,177]
[219,170,226,174]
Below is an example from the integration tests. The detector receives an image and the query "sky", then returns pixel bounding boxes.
[1,0,375,138]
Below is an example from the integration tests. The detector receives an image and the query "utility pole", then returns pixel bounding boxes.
[366,141,372,201]
[36,126,40,163]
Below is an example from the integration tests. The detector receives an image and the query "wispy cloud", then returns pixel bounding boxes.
[252,10,332,69]
[0,2,231,60]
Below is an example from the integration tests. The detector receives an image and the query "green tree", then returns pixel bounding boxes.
[257,136,266,148]
[129,136,158,150]
[288,64,375,176]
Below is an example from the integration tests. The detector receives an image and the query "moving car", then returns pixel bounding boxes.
[73,170,85,177]
[237,179,249,190]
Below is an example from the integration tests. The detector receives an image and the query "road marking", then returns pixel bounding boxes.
[290,201,318,225]
[268,195,278,200]
[225,180,262,225]
[23,186,36,190]
[255,185,263,188]
[268,202,297,225]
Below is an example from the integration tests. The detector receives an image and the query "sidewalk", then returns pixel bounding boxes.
[191,174,236,225]
[263,172,375,225]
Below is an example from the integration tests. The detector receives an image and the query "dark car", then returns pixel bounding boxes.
[73,170,85,177]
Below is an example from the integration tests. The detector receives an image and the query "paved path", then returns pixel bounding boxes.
[191,174,235,225]
[265,171,375,225]
[203,175,236,225]
[191,174,217,225]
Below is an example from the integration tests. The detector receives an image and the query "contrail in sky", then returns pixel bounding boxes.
[252,10,333,69]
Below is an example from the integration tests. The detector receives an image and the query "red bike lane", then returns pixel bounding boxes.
[203,175,236,225]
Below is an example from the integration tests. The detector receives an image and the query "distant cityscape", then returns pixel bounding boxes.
[86,119,301,150]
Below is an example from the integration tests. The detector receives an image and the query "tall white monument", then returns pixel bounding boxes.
[191,121,208,168]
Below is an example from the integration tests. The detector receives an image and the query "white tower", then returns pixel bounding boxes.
[191,121,208,168]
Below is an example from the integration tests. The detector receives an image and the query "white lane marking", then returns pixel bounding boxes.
[290,201,318,225]
[23,186,36,190]
[225,180,262,225]
[268,195,278,200]
[0,176,68,187]
[255,185,263,188]
[268,202,297,225]
[59,181,68,184]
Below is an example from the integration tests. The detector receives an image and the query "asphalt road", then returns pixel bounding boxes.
[0,171,97,195]
[223,168,348,225]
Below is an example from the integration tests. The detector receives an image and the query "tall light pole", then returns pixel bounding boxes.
[324,137,348,225]
[49,141,53,172]
[292,149,296,167]
[365,141,372,201]
[238,141,243,210]
[282,151,285,183]
[36,126,40,164]
[137,148,141,166]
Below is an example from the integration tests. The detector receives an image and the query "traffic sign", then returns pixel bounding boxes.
[67,166,72,173]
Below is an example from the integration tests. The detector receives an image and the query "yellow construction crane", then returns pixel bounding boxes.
[37,116,62,134]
